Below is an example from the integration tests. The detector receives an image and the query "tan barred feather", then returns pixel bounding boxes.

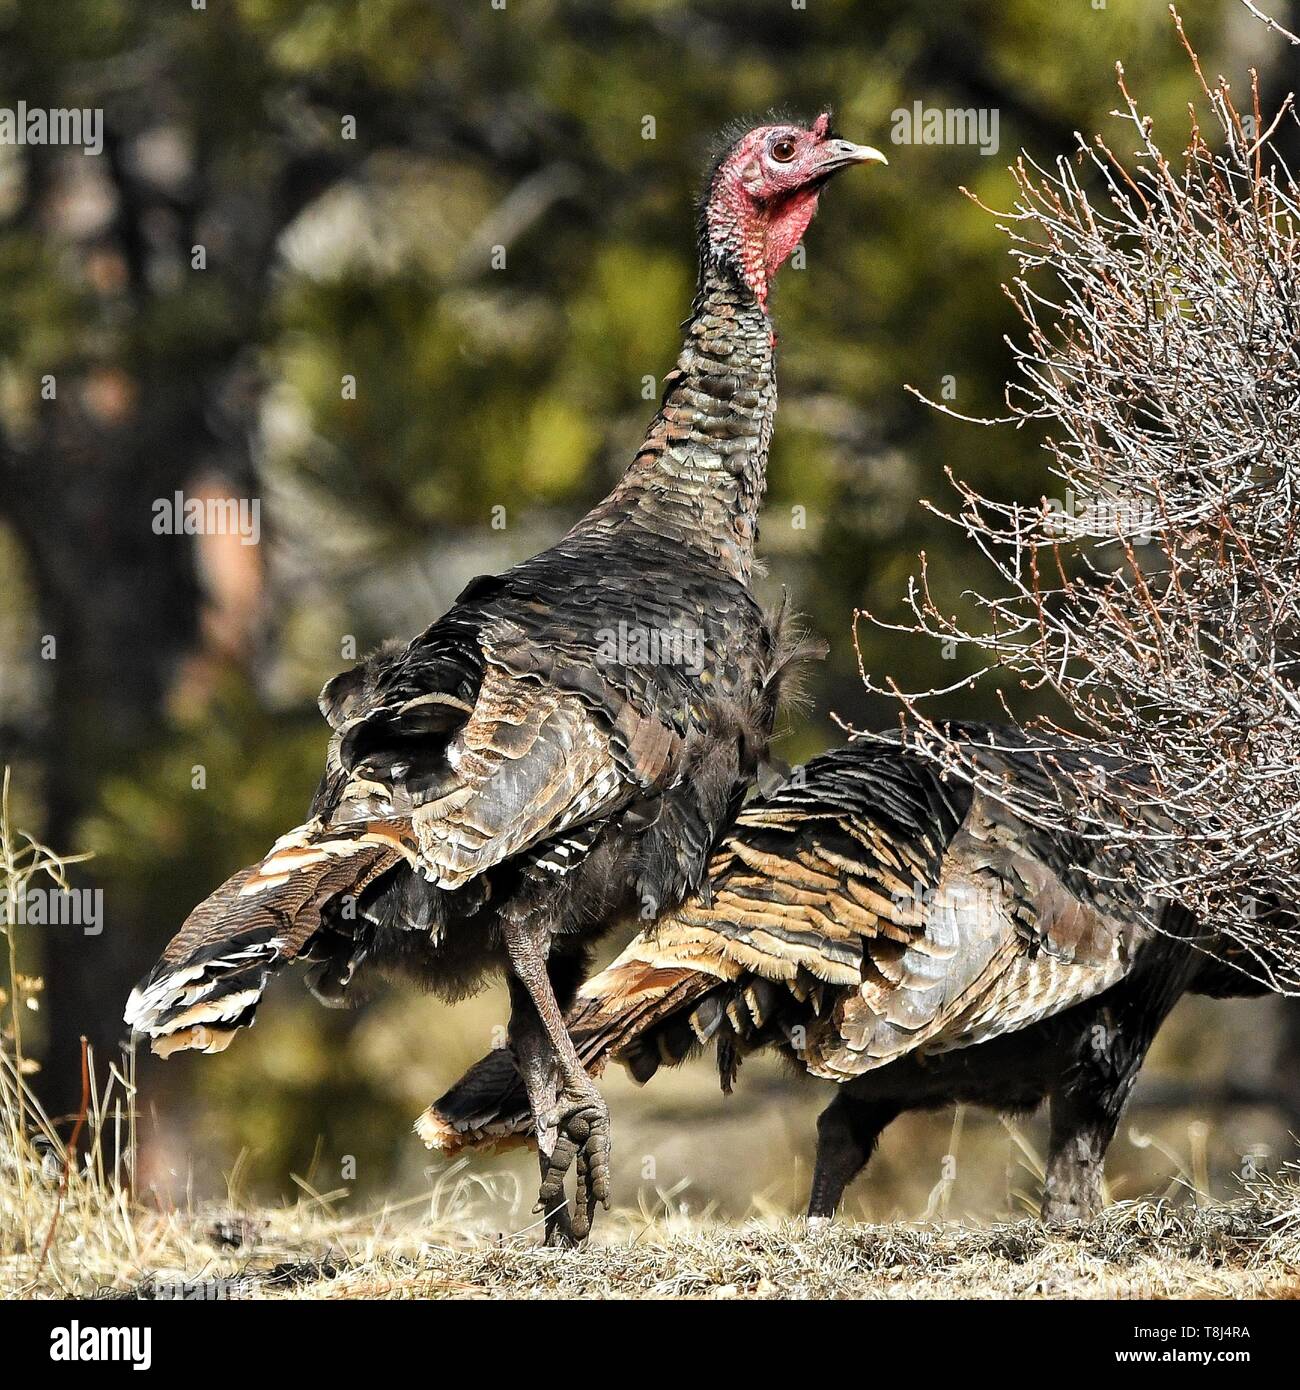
[421,736,1160,1148]
[124,827,407,1055]
[411,677,626,889]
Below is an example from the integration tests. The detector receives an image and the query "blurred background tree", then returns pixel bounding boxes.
[1,0,1295,1219]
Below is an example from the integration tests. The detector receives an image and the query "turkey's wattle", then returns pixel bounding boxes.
[702,112,886,309]
[124,114,884,1243]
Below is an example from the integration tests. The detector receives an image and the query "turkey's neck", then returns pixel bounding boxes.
[572,261,775,585]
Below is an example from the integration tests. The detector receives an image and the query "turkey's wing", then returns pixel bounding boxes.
[318,627,646,890]
[413,666,628,889]
[808,789,1148,1080]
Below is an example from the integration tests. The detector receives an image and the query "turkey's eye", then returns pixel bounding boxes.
[769,138,797,164]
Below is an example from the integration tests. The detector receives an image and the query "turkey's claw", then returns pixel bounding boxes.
[536,1088,611,1242]
[542,1201,578,1248]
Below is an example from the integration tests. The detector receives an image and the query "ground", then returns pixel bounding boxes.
[6,1184,1300,1300]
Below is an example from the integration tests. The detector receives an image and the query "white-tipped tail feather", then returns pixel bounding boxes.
[125,825,403,1057]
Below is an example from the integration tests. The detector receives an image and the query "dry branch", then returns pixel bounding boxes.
[857,16,1300,993]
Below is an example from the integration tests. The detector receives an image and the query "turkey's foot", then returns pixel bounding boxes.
[536,1087,611,1242]
[536,1131,577,1247]
[1039,1167,1104,1225]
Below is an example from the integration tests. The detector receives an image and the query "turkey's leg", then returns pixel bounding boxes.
[1042,1078,1126,1223]
[505,974,575,1245]
[1042,1007,1150,1223]
[807,1092,901,1223]
[502,913,611,1241]
[1043,920,1198,1223]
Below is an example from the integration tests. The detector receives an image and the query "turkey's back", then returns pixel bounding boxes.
[621,731,1161,1084]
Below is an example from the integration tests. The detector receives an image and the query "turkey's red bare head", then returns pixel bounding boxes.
[701,112,886,310]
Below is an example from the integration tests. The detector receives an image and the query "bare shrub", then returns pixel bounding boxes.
[855,13,1300,993]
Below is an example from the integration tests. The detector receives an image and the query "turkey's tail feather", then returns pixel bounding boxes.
[124,823,406,1057]
[417,938,723,1155]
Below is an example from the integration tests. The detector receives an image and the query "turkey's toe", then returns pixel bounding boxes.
[536,1090,611,1242]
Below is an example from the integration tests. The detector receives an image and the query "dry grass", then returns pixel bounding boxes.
[6,1167,1300,1300]
[6,997,1299,1302]
[271,1199,1300,1301]
[4,778,1300,1302]
[9,1036,1299,1305]
[4,1040,1300,1301]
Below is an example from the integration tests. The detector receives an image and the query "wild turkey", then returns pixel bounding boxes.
[422,728,1266,1224]
[124,115,887,1238]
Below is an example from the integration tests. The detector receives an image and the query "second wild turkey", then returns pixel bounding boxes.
[124,115,886,1238]
[422,728,1265,1224]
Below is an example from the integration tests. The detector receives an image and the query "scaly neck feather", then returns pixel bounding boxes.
[570,258,775,587]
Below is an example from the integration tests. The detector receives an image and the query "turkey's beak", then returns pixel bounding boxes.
[817,138,889,176]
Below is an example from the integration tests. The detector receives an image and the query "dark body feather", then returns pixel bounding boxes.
[122,117,887,1233]
[423,729,1266,1222]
